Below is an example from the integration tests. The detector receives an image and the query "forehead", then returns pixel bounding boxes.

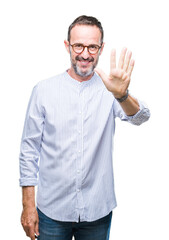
[70,25,101,44]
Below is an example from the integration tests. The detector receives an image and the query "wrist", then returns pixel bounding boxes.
[114,89,129,103]
[22,201,36,209]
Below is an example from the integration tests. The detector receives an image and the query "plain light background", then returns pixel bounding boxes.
[0,0,168,239]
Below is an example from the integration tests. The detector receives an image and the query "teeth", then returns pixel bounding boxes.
[81,61,89,63]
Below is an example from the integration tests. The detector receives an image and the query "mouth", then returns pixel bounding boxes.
[76,56,94,67]
[79,60,90,66]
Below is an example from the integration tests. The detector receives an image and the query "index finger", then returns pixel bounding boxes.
[110,49,116,73]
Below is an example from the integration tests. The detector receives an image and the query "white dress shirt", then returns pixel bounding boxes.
[19,71,150,222]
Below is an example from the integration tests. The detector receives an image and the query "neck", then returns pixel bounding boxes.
[67,68,94,82]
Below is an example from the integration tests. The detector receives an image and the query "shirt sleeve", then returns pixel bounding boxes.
[113,97,150,125]
[19,84,45,186]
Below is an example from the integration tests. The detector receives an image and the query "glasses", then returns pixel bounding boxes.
[70,43,102,55]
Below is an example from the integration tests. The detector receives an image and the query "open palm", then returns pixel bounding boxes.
[95,48,135,98]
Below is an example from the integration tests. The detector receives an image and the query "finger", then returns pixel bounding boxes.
[24,226,30,237]
[29,227,36,240]
[25,223,35,240]
[127,59,135,77]
[95,68,108,82]
[123,51,132,72]
[122,72,128,81]
[118,47,127,69]
[110,49,116,73]
[35,219,39,237]
[23,221,35,240]
[21,221,30,237]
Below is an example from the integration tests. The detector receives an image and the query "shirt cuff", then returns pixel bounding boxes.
[123,100,150,125]
[19,178,38,187]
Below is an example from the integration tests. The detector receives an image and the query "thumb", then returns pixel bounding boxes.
[94,68,108,82]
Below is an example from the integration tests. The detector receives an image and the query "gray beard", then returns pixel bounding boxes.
[72,62,95,77]
[69,49,99,78]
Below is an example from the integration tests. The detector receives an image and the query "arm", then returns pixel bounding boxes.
[113,96,150,125]
[21,186,39,240]
[19,84,44,239]
[19,85,44,187]
[118,94,140,116]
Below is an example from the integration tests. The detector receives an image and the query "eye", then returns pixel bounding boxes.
[74,44,83,49]
[89,45,98,50]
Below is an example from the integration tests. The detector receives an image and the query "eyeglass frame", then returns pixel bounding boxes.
[69,42,102,55]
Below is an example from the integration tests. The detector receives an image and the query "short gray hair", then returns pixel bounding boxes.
[67,15,104,43]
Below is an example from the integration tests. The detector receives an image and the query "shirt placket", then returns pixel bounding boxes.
[75,82,85,222]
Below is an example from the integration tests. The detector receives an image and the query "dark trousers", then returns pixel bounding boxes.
[37,208,112,240]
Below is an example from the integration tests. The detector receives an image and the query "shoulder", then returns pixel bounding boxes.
[35,72,65,90]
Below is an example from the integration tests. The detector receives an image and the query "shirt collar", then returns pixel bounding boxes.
[63,70,97,89]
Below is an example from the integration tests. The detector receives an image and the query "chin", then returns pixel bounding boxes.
[76,67,94,78]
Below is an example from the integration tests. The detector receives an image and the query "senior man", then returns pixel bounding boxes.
[19,15,150,240]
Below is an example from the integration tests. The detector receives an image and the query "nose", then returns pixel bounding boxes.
[80,46,90,59]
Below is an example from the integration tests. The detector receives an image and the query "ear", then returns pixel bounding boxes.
[99,42,105,56]
[64,40,70,53]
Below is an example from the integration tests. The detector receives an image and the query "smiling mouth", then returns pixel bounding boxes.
[79,60,90,66]
[76,56,94,65]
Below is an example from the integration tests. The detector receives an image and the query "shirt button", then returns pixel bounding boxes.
[77,189,80,192]
[78,130,81,134]
[79,111,81,114]
[77,170,80,173]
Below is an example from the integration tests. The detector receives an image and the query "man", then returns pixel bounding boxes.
[19,15,150,240]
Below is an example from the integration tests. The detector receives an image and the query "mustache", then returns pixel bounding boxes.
[75,56,94,62]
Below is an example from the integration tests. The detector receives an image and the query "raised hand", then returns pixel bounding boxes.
[95,48,135,98]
